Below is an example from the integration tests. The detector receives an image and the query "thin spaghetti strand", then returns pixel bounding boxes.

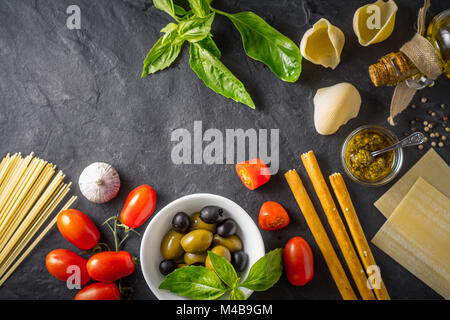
[0,196,77,286]
[0,153,76,286]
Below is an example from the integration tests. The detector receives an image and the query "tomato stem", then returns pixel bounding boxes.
[103,215,141,252]
[118,232,129,249]
[80,242,110,255]
[118,279,134,300]
[113,215,120,252]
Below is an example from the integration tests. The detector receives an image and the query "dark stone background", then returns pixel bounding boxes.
[0,0,448,300]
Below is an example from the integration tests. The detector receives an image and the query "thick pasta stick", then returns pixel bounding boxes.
[285,170,357,300]
[329,173,390,300]
[301,151,375,300]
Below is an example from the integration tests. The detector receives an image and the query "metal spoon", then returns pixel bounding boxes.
[365,131,425,164]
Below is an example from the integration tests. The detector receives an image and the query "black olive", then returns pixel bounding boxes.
[216,218,237,237]
[231,251,248,273]
[172,212,190,233]
[199,206,224,224]
[191,262,204,266]
[159,259,177,276]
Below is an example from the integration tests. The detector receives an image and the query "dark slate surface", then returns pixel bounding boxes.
[0,0,448,300]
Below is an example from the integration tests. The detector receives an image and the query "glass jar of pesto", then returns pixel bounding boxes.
[341,125,403,186]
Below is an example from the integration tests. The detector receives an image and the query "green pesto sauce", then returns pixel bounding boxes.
[345,130,394,182]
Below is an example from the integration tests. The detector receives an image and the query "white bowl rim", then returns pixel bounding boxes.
[139,192,265,300]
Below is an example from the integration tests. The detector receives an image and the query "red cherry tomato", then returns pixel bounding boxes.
[235,158,271,190]
[86,251,135,282]
[120,185,157,228]
[283,237,314,286]
[45,249,90,285]
[57,209,100,250]
[258,201,290,231]
[74,283,121,300]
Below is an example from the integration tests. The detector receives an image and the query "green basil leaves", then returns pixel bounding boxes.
[158,265,228,300]
[141,27,183,77]
[178,13,214,43]
[219,11,302,82]
[189,41,255,109]
[141,12,214,77]
[158,248,283,300]
[207,251,239,288]
[142,1,302,108]
[153,0,186,20]
[187,0,210,18]
[239,248,284,291]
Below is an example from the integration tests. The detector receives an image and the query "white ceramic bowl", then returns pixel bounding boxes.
[140,193,265,300]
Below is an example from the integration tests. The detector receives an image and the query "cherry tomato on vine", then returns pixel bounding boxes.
[86,251,135,282]
[74,283,121,300]
[235,158,271,190]
[57,209,100,250]
[258,201,290,231]
[45,249,90,285]
[283,237,314,286]
[120,185,157,228]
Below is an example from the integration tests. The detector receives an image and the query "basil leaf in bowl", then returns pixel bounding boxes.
[159,265,228,300]
[207,251,239,288]
[240,248,283,291]
[158,249,283,300]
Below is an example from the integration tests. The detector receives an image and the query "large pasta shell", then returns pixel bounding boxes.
[313,82,361,135]
[300,18,345,70]
[353,0,398,46]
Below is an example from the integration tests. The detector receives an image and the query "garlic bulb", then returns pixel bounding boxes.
[313,82,361,135]
[78,162,120,204]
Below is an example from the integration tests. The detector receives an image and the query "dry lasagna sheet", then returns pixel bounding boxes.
[374,148,450,219]
[372,177,450,299]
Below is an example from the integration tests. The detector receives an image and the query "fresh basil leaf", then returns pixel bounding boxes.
[141,29,183,77]
[179,10,194,21]
[174,4,188,17]
[187,0,210,17]
[153,0,187,19]
[189,42,255,108]
[196,34,221,58]
[239,248,283,291]
[159,265,229,300]
[220,11,302,82]
[160,22,178,34]
[178,13,215,43]
[208,251,239,288]
[153,0,176,18]
[230,288,246,300]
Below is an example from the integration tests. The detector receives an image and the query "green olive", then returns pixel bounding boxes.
[205,245,231,271]
[180,229,213,253]
[184,252,207,265]
[189,212,216,232]
[160,229,185,260]
[212,234,243,252]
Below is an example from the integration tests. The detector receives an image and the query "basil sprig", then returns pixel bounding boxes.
[142,0,302,108]
[158,248,283,300]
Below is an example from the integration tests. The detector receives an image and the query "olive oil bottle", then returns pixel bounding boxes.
[369,9,450,89]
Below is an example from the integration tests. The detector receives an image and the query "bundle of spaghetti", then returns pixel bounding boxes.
[0,152,77,286]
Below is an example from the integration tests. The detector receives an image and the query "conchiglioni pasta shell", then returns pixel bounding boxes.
[300,18,345,70]
[353,0,398,46]
[313,82,361,135]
